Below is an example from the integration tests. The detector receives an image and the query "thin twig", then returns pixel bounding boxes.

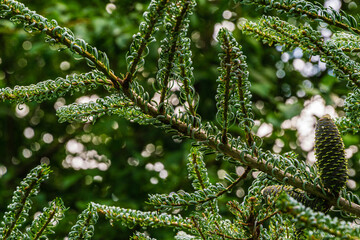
[191,217,206,240]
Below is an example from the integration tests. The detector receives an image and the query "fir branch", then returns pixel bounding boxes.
[237,0,360,35]
[298,28,360,88]
[178,37,197,117]
[225,198,266,239]
[256,210,280,225]
[68,203,98,240]
[3,0,360,231]
[0,164,51,240]
[216,28,255,149]
[335,88,360,134]
[130,232,157,240]
[186,147,219,215]
[228,196,278,235]
[241,17,360,88]
[148,183,226,210]
[148,168,250,209]
[124,0,169,86]
[343,88,360,122]
[328,32,360,53]
[342,48,360,53]
[213,221,232,240]
[227,200,243,218]
[216,29,236,144]
[157,0,194,113]
[336,117,360,135]
[94,203,193,229]
[26,198,67,240]
[235,73,254,149]
[187,214,232,239]
[240,20,284,47]
[129,84,360,218]
[0,0,121,89]
[191,217,206,240]
[262,185,330,212]
[56,94,154,125]
[221,30,254,149]
[208,231,244,240]
[125,88,360,217]
[277,193,360,239]
[187,147,210,191]
[0,71,112,104]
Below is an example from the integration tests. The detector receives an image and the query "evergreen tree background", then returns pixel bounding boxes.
[0,0,360,239]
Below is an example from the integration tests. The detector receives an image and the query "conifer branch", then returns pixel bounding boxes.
[94,203,194,229]
[179,48,197,116]
[56,94,152,124]
[0,71,112,103]
[297,28,360,88]
[229,37,254,150]
[27,198,66,240]
[125,89,360,217]
[192,154,207,190]
[336,88,360,134]
[1,0,360,238]
[216,28,255,150]
[240,20,283,47]
[236,77,254,149]
[191,217,207,240]
[148,183,225,209]
[68,203,98,240]
[130,232,156,240]
[185,146,219,215]
[342,48,360,53]
[175,3,198,119]
[237,0,360,35]
[148,168,250,209]
[277,194,360,239]
[262,185,329,212]
[187,147,210,190]
[241,17,360,88]
[208,231,244,240]
[217,29,237,145]
[0,164,51,240]
[328,32,360,53]
[157,0,193,113]
[256,210,280,225]
[0,0,122,89]
[124,0,169,87]
[219,40,231,144]
[336,117,360,135]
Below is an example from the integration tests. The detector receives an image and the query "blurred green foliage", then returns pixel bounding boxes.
[0,0,359,239]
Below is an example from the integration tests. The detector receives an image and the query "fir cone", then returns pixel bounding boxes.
[315,114,347,196]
